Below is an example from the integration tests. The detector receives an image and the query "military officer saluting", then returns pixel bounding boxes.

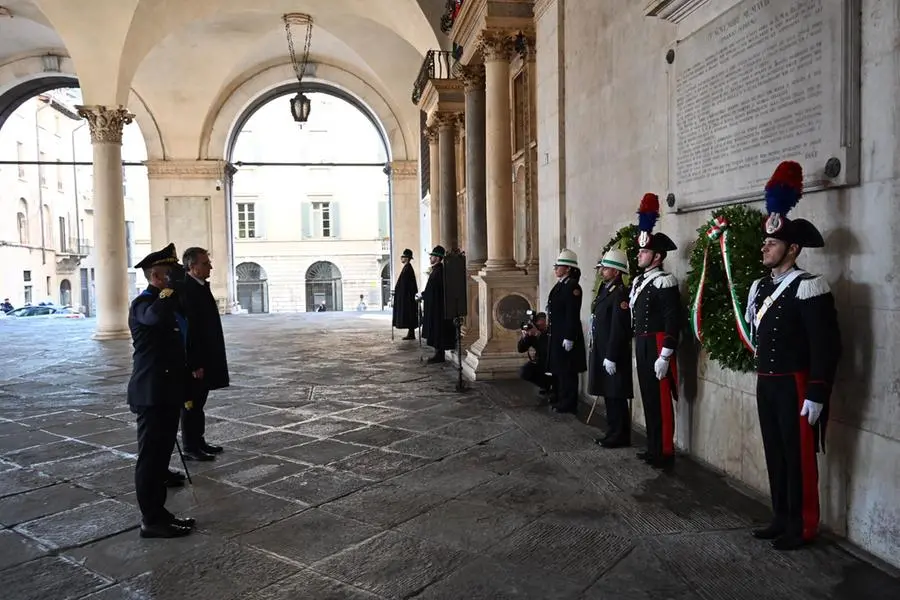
[746,161,842,551]
[127,243,196,538]
[630,193,681,468]
[588,248,634,448]
[546,249,587,414]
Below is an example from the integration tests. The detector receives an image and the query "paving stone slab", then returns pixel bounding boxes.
[584,542,691,598]
[188,488,307,537]
[398,499,534,552]
[15,498,137,549]
[247,568,383,600]
[78,426,138,449]
[442,444,539,476]
[206,403,280,420]
[167,448,255,475]
[274,439,369,465]
[0,429,65,454]
[0,421,27,437]
[313,530,469,598]
[258,467,370,505]
[202,419,270,442]
[414,558,586,600]
[44,417,125,438]
[19,409,101,429]
[0,556,110,600]
[239,410,312,428]
[238,507,381,565]
[428,418,514,442]
[384,433,474,459]
[379,411,462,433]
[376,395,452,411]
[0,529,48,570]
[203,455,309,489]
[117,475,244,516]
[286,417,368,438]
[0,467,55,498]
[228,431,316,454]
[390,460,498,497]
[4,438,99,467]
[489,520,634,586]
[330,448,429,481]
[332,425,416,447]
[334,405,410,423]
[34,450,135,480]
[322,481,447,527]
[455,475,570,516]
[0,482,103,526]
[76,465,138,497]
[63,528,215,581]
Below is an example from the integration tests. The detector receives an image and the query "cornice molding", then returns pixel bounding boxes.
[644,0,712,23]
[390,160,418,180]
[145,159,225,180]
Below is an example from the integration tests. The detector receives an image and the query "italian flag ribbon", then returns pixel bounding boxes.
[690,217,755,353]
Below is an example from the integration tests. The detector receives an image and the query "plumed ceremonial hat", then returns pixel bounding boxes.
[763,161,824,248]
[635,193,677,252]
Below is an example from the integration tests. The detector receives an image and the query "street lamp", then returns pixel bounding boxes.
[283,13,314,123]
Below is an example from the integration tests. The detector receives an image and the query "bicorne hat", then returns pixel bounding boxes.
[635,193,677,253]
[401,248,414,259]
[429,245,446,258]
[134,243,180,270]
[763,161,824,248]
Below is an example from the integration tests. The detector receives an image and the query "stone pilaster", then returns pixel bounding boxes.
[144,159,232,313]
[389,160,420,274]
[436,112,460,250]
[426,124,441,253]
[76,104,134,340]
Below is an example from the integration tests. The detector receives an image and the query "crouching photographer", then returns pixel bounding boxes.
[517,310,555,399]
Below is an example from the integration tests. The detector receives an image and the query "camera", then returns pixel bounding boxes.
[521,309,537,331]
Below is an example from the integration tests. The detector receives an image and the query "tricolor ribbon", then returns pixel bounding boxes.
[690,217,756,354]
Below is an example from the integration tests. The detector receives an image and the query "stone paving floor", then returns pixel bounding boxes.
[1,312,899,600]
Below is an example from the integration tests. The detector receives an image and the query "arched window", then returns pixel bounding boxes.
[305,261,342,312]
[17,198,28,244]
[59,279,72,306]
[236,261,269,314]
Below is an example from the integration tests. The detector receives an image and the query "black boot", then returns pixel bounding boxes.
[402,328,416,340]
[427,351,446,364]
[751,523,786,540]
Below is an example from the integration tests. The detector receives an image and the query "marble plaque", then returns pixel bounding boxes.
[164,196,212,253]
[669,0,860,211]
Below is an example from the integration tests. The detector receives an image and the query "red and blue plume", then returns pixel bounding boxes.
[636,193,659,233]
[765,161,803,216]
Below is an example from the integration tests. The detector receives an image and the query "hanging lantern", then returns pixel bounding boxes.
[283,13,314,123]
[290,92,312,123]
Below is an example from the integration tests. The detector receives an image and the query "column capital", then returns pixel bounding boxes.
[76,105,134,144]
[435,111,462,130]
[456,63,486,92]
[425,124,440,144]
[515,33,536,61]
[479,31,516,62]
[390,160,418,180]
[145,159,225,180]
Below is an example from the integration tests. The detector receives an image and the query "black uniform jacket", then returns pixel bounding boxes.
[588,279,634,399]
[631,268,681,351]
[421,262,456,351]
[392,262,419,329]
[517,330,550,371]
[747,271,842,406]
[183,276,230,390]
[547,276,587,374]
[126,285,189,409]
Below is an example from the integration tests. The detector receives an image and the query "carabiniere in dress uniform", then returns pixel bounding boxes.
[745,160,842,552]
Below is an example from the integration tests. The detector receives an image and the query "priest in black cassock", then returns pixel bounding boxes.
[421,245,456,363]
[392,248,419,340]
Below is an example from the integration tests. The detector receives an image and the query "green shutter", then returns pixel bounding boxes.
[301,202,312,239]
[330,202,339,238]
[378,200,388,238]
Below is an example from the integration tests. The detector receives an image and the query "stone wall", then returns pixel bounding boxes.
[537,0,900,566]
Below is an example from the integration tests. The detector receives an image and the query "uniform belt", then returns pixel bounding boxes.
[636,332,663,337]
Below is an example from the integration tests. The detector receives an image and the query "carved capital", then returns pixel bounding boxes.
[479,31,516,63]
[425,124,440,144]
[390,160,418,180]
[514,33,536,61]
[75,105,133,144]
[145,159,225,180]
[435,111,461,130]
[456,63,486,92]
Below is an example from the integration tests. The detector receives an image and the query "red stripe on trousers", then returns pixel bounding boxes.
[793,372,819,540]
[655,333,677,457]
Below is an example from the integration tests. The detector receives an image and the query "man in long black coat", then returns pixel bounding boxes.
[392,248,419,340]
[179,247,230,462]
[546,249,587,414]
[588,248,634,447]
[127,243,195,538]
[421,245,456,364]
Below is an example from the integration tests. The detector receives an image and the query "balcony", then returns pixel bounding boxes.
[59,237,92,257]
[412,50,457,106]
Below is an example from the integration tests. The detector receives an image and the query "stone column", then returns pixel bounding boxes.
[389,160,421,273]
[437,112,459,250]
[426,125,440,254]
[76,105,133,340]
[459,64,487,269]
[482,33,516,270]
[144,159,233,313]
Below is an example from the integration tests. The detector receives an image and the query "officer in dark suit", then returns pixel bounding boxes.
[588,248,634,448]
[179,247,230,462]
[392,248,419,340]
[546,249,587,414]
[421,245,456,363]
[517,312,554,399]
[631,193,681,468]
[127,243,195,538]
[746,161,842,551]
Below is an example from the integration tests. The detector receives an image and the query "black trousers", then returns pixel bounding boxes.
[604,397,631,442]
[554,370,579,412]
[519,362,553,390]
[757,373,819,540]
[635,335,676,458]
[180,382,209,451]
[134,404,181,525]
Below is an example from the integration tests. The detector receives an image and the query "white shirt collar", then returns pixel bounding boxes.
[188,273,207,286]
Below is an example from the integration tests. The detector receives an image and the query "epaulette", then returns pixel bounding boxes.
[796,275,830,300]
[652,273,678,289]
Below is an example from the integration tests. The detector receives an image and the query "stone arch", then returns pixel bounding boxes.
[0,55,165,159]
[59,279,72,306]
[236,261,269,314]
[305,260,343,312]
[202,61,414,162]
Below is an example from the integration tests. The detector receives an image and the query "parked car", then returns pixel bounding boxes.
[4,305,85,319]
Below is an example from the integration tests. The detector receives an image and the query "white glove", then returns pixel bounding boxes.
[562,339,574,352]
[603,359,616,376]
[654,357,669,380]
[800,400,823,426]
